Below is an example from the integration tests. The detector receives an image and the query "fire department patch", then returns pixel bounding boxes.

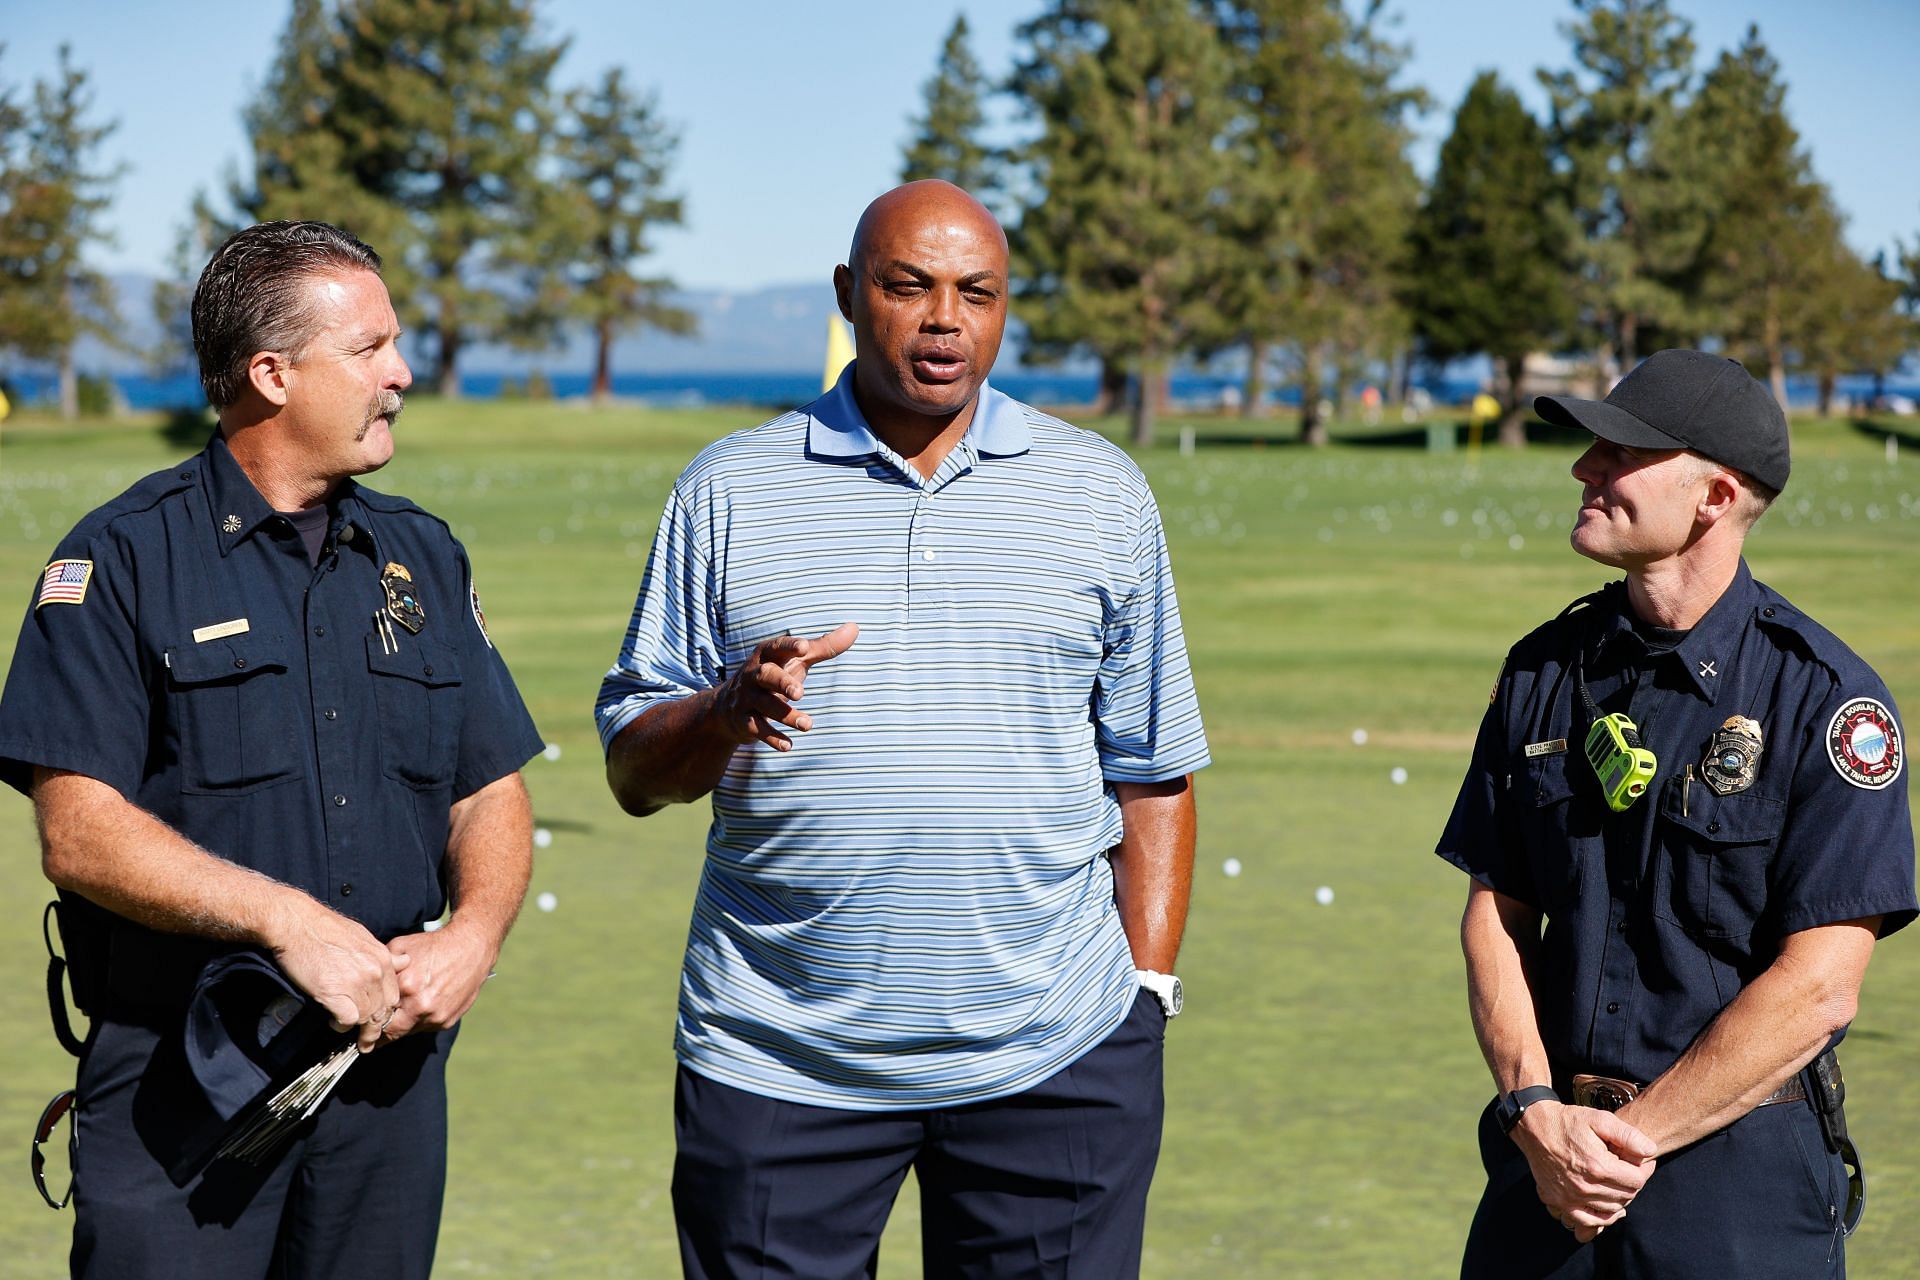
[1826,697,1903,790]
[470,580,492,648]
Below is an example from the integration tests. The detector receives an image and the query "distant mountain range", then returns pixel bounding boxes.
[37,273,1078,378]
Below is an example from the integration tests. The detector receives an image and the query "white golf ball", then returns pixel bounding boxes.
[1222,857,1243,878]
[542,742,562,762]
[1351,728,1369,746]
[1390,767,1409,785]
[535,892,558,913]
[1315,886,1335,906]
[533,828,553,849]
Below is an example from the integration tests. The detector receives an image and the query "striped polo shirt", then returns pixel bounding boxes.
[596,366,1210,1109]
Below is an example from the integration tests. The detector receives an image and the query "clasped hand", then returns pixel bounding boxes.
[1513,1101,1658,1242]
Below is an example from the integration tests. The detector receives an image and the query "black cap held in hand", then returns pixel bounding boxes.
[1534,349,1790,493]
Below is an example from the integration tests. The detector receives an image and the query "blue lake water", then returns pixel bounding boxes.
[4,368,1915,415]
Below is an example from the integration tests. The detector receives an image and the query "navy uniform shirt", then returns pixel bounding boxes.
[0,432,542,968]
[1438,561,1916,1087]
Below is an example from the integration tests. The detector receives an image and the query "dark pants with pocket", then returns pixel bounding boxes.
[1462,1094,1848,1280]
[70,1014,455,1280]
[673,990,1167,1280]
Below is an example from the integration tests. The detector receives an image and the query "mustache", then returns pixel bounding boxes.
[356,390,405,440]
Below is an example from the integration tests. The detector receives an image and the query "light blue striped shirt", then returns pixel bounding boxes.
[596,367,1210,1109]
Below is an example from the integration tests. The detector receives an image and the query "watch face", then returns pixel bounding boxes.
[1168,977,1183,1016]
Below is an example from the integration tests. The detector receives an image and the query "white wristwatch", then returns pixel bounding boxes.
[1136,969,1183,1018]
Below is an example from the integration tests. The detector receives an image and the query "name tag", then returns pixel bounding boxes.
[192,618,251,643]
[1524,738,1568,758]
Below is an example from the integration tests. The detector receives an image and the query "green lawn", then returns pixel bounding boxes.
[2,401,1917,1277]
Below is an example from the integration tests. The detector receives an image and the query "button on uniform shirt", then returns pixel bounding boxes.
[597,369,1210,1109]
[1437,564,1917,1086]
[0,433,543,994]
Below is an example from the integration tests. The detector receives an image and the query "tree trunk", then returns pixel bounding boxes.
[1242,339,1268,419]
[1619,311,1638,372]
[435,296,462,398]
[1763,287,1787,413]
[592,318,614,406]
[1498,353,1529,448]
[1300,343,1327,447]
[1130,365,1157,449]
[1817,369,1835,418]
[59,349,78,422]
[1093,357,1127,416]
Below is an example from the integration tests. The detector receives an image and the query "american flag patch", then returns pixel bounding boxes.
[36,559,94,608]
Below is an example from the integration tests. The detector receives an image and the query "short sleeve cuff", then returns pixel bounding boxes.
[1773,896,1920,941]
[0,740,141,802]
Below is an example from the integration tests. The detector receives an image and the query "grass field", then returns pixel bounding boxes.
[1,400,1917,1277]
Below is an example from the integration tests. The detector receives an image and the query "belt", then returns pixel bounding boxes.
[1570,1072,1806,1112]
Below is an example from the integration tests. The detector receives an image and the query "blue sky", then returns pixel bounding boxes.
[6,0,1916,293]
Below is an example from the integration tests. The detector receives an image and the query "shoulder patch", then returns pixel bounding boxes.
[470,579,492,648]
[36,559,94,608]
[1827,697,1902,790]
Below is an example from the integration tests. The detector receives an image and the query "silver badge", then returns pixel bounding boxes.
[1702,715,1763,796]
[222,514,243,534]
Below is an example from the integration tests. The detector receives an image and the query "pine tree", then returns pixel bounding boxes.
[233,0,568,397]
[1539,0,1695,375]
[1406,73,1572,446]
[549,68,694,405]
[0,46,124,420]
[0,48,36,365]
[1667,28,1835,409]
[1009,0,1235,447]
[1210,0,1423,441]
[1795,247,1906,417]
[902,16,996,197]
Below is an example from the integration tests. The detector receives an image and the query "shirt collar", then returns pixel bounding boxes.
[1596,562,1760,702]
[1666,560,1761,701]
[202,431,373,560]
[804,362,1032,463]
[202,431,281,557]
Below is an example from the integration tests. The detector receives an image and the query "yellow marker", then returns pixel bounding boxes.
[823,316,855,393]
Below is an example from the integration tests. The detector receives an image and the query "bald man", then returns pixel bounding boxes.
[597,182,1210,1278]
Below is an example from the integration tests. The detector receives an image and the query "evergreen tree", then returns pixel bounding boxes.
[549,68,695,405]
[1668,28,1834,409]
[1795,247,1906,417]
[1539,0,1695,374]
[0,48,35,365]
[1210,0,1423,442]
[1406,72,1572,446]
[1009,0,1234,448]
[0,46,124,420]
[902,16,996,197]
[234,0,567,397]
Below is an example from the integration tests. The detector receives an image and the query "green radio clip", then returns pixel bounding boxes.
[1584,712,1658,812]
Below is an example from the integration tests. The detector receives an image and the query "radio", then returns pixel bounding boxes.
[1584,711,1658,812]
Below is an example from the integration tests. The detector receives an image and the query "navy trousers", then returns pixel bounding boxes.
[70,1015,455,1280]
[673,989,1167,1280]
[1462,1095,1849,1280]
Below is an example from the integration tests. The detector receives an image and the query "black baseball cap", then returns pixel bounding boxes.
[1534,349,1790,492]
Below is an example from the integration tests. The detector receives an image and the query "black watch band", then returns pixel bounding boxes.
[1497,1085,1561,1134]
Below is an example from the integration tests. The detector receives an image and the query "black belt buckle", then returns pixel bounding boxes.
[32,1089,76,1210]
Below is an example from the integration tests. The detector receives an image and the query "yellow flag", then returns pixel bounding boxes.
[823,316,856,392]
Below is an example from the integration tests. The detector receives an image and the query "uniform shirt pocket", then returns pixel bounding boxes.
[1655,785,1786,941]
[165,636,300,794]
[366,634,464,790]
[1514,751,1590,909]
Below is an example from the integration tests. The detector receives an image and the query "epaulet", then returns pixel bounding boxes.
[1553,581,1620,623]
[1749,582,1874,688]
[352,484,440,522]
[68,463,199,542]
